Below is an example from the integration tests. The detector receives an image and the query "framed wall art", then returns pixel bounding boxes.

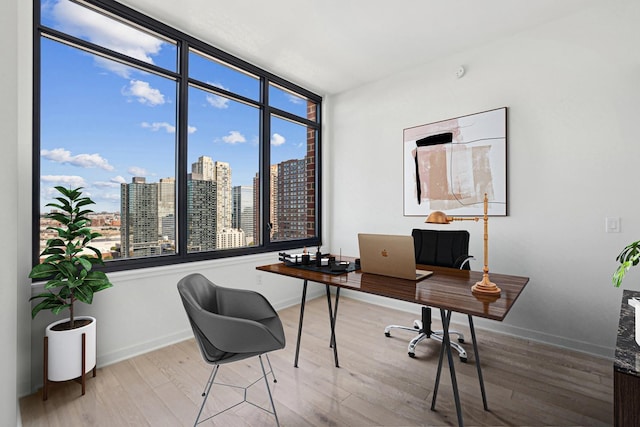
[403,107,507,217]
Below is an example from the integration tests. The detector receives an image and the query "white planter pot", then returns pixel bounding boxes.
[45,316,97,382]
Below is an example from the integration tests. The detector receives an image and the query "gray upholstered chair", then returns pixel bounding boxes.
[384,229,473,361]
[177,273,286,426]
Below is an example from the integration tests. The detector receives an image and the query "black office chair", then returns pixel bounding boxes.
[177,273,286,426]
[384,229,473,361]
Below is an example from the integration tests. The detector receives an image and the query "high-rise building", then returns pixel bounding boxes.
[157,177,175,240]
[275,159,308,240]
[191,156,232,233]
[232,185,254,245]
[191,155,215,180]
[214,161,232,231]
[120,177,160,258]
[186,174,217,252]
[216,228,246,249]
[270,164,279,238]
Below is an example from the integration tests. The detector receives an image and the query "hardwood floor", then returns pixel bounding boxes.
[20,297,613,426]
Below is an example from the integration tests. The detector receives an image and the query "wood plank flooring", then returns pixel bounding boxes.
[20,297,613,426]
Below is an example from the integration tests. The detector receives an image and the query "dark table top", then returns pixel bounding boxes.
[615,289,640,377]
[257,259,529,321]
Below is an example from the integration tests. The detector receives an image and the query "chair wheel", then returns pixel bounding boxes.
[459,356,467,363]
[458,338,465,343]
[385,332,391,337]
[408,352,416,358]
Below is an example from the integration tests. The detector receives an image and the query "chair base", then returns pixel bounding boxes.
[384,306,469,362]
[195,354,280,426]
[384,323,468,362]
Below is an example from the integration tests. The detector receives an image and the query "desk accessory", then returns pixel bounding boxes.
[426,193,501,296]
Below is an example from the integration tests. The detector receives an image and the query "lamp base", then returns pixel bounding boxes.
[472,274,501,296]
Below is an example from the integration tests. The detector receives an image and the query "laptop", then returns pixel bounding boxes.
[358,233,433,281]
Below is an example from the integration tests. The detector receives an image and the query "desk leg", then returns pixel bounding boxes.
[293,280,308,368]
[468,315,488,411]
[326,285,340,368]
[431,309,464,427]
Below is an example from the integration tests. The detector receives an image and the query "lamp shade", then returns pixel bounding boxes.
[425,211,450,224]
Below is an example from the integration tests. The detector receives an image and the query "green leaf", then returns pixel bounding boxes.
[29,186,111,319]
[77,257,93,271]
[74,285,94,304]
[613,240,640,287]
[29,263,58,279]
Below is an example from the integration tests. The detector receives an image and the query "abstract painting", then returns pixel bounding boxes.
[403,107,507,217]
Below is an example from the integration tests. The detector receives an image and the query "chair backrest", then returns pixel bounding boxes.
[177,274,228,362]
[178,273,285,365]
[411,229,471,270]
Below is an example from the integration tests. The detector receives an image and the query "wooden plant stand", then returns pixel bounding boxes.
[43,332,97,401]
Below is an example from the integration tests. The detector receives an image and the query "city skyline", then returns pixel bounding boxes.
[39,0,311,213]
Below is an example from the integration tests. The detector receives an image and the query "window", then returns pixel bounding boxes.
[34,0,322,272]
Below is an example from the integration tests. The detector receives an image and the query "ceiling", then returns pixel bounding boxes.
[120,0,597,96]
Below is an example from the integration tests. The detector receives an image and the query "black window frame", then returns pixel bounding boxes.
[32,0,322,273]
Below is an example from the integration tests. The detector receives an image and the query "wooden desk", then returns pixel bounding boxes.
[257,260,529,427]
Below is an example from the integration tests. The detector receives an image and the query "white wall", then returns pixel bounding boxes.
[10,0,327,405]
[326,1,640,357]
[3,0,34,425]
[1,0,19,424]
[8,1,639,423]
[28,254,326,388]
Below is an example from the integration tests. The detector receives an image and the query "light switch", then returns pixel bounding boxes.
[606,217,621,233]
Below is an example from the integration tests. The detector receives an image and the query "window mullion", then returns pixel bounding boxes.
[177,40,190,259]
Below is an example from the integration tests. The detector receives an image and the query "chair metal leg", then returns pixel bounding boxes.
[259,354,280,426]
[193,356,280,426]
[264,353,277,383]
[194,365,219,426]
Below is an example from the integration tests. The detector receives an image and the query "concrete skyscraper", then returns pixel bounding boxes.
[120,177,160,258]
[232,185,254,245]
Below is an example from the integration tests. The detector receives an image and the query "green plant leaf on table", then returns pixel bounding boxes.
[613,240,640,287]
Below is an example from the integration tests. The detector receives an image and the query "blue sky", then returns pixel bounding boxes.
[40,0,311,212]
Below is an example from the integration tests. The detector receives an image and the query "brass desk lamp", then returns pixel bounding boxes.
[425,193,501,296]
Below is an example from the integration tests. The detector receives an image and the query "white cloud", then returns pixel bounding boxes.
[102,193,122,201]
[287,93,305,105]
[124,80,165,106]
[41,148,114,171]
[93,178,124,188]
[41,175,87,188]
[127,166,147,176]
[206,93,229,109]
[140,122,197,134]
[222,131,246,145]
[112,175,127,184]
[205,82,230,109]
[141,121,175,133]
[51,0,164,74]
[271,133,286,146]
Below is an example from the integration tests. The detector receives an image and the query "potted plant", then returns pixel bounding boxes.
[613,240,640,287]
[29,186,113,398]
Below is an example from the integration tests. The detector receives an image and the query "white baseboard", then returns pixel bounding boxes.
[97,285,326,369]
